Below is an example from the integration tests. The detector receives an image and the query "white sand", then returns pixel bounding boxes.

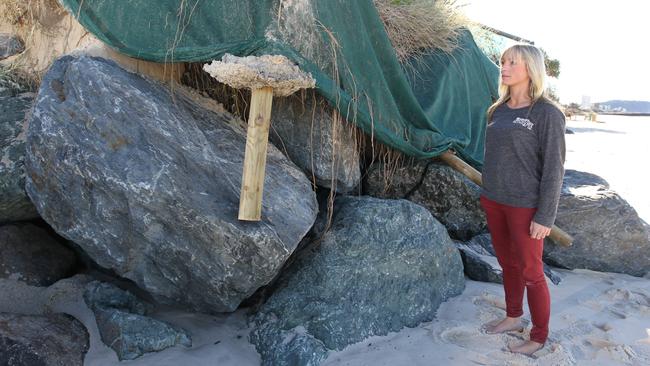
[2,116,649,365]
[3,269,648,365]
[324,270,650,366]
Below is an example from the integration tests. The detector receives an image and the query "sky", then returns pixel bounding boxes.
[461,0,650,104]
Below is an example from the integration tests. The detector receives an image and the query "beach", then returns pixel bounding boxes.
[3,0,648,363]
[2,115,649,366]
[104,64,646,365]
[321,115,650,366]
[324,269,650,366]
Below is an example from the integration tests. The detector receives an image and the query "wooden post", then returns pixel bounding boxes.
[439,151,574,247]
[238,86,274,221]
[203,54,315,221]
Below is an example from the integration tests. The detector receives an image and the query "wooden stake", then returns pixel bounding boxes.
[440,150,574,247]
[239,87,274,221]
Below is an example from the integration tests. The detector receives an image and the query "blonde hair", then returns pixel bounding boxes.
[487,44,550,121]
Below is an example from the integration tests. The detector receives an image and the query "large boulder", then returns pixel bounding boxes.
[250,196,465,365]
[0,312,89,366]
[0,90,39,223]
[270,93,361,193]
[544,170,650,277]
[83,281,191,360]
[25,55,318,313]
[364,161,487,240]
[0,222,77,286]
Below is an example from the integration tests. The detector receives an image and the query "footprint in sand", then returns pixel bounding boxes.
[604,287,650,312]
[605,288,632,301]
[592,322,613,332]
[630,289,650,304]
[585,337,618,349]
[478,343,577,366]
[438,325,577,365]
[590,342,646,364]
[530,344,578,366]
[472,293,522,328]
[472,292,507,311]
[439,326,501,349]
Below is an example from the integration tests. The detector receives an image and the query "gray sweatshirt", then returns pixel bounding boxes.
[481,100,566,227]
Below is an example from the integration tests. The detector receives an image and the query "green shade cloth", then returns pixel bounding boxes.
[60,0,498,167]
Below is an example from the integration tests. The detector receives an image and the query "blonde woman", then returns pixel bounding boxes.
[480,44,566,355]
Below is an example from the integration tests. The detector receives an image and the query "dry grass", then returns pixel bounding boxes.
[374,0,470,62]
[0,0,65,27]
[0,63,39,93]
[181,62,251,120]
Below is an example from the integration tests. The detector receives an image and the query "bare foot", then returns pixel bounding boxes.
[508,340,544,356]
[483,317,524,334]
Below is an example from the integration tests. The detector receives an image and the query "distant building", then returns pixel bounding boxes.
[581,95,591,109]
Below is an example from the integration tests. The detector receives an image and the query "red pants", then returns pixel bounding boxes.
[480,195,550,344]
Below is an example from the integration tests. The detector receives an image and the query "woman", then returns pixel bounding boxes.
[480,44,566,356]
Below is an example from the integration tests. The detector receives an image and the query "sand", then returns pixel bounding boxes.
[0,1,184,84]
[323,269,650,366]
[2,269,648,365]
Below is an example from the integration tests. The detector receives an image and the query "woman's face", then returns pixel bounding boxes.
[500,53,530,88]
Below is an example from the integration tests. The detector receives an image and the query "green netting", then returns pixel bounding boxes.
[60,0,498,167]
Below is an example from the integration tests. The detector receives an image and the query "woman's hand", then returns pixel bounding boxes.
[530,221,551,240]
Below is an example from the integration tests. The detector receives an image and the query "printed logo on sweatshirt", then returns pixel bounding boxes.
[512,117,534,130]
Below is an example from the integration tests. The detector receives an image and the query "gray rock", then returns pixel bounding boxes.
[1,91,39,223]
[250,196,465,365]
[544,170,650,277]
[83,280,151,315]
[83,281,191,360]
[249,317,329,366]
[270,93,361,193]
[0,34,24,60]
[0,312,89,366]
[459,233,562,285]
[0,222,77,286]
[543,263,563,285]
[363,160,428,199]
[25,55,318,313]
[456,242,503,284]
[409,163,487,240]
[463,232,495,256]
[364,161,487,240]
